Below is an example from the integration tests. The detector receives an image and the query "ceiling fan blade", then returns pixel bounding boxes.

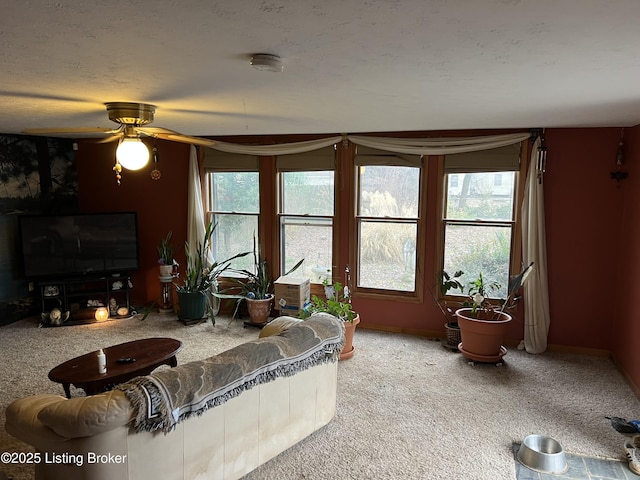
[136,126,178,135]
[86,133,123,144]
[137,127,217,147]
[165,134,217,147]
[22,127,118,136]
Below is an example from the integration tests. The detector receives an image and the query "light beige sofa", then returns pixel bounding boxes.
[5,314,344,480]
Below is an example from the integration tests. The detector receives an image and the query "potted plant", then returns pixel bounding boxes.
[437,270,466,350]
[157,231,175,277]
[299,281,360,360]
[216,237,304,326]
[456,263,534,363]
[175,222,250,325]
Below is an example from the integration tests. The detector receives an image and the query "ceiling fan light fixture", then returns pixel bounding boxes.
[116,138,149,170]
[250,54,283,72]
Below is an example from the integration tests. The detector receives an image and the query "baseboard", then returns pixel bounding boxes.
[357,323,441,339]
[545,343,610,357]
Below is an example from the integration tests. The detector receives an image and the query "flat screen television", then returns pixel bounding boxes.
[18,212,139,279]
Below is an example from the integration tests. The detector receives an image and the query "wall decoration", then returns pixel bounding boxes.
[0,134,77,323]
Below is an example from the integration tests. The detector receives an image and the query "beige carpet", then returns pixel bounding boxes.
[1,313,638,480]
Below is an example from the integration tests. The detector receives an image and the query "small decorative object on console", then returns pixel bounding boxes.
[40,308,70,328]
[94,307,109,321]
[43,285,59,297]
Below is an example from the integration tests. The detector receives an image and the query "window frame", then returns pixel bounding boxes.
[352,151,427,302]
[276,147,337,284]
[203,152,261,275]
[437,142,526,302]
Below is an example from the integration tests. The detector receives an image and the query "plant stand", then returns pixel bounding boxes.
[458,343,508,364]
[158,273,175,315]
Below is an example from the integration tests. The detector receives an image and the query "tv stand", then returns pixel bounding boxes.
[39,274,131,325]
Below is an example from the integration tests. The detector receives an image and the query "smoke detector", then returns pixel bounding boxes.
[250,54,283,72]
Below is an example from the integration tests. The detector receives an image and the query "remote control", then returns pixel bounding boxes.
[116,358,136,364]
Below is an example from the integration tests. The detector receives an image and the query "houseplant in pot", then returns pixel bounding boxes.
[216,238,304,326]
[299,281,359,360]
[175,221,250,325]
[157,231,175,277]
[437,269,465,350]
[456,263,534,363]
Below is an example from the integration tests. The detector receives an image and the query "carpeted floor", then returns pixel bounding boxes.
[1,313,639,480]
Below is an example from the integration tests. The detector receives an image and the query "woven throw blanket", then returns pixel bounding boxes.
[117,314,344,433]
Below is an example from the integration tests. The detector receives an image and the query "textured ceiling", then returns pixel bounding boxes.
[2,0,640,138]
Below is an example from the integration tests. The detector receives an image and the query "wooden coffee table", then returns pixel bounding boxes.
[48,337,183,398]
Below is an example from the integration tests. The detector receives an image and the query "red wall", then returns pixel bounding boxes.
[610,125,640,391]
[77,139,190,306]
[543,128,625,350]
[76,128,640,388]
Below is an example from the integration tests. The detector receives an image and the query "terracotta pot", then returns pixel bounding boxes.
[340,314,360,361]
[455,308,512,362]
[246,294,273,325]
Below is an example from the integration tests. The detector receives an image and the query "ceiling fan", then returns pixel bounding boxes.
[23,102,217,182]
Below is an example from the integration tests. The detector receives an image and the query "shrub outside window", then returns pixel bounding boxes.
[355,148,423,294]
[442,144,521,299]
[277,147,336,282]
[204,149,260,273]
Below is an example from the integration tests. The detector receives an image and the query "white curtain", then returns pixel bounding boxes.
[348,133,530,155]
[187,145,209,260]
[187,145,219,313]
[208,136,342,155]
[204,132,530,157]
[521,137,551,353]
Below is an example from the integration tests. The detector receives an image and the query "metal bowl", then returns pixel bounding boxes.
[517,435,568,474]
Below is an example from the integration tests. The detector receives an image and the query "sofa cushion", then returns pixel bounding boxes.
[258,316,303,338]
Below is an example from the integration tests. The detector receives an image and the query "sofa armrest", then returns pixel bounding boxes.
[6,390,132,443]
[5,394,68,446]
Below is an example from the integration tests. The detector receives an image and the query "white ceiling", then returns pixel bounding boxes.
[3,0,640,138]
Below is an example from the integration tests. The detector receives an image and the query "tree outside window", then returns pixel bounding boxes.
[442,171,516,299]
[206,171,259,272]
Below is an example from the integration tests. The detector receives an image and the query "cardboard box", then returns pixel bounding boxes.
[274,276,311,314]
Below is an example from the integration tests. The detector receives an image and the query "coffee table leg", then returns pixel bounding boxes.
[63,383,71,399]
[169,355,177,368]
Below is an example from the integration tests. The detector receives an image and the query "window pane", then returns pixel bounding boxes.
[281,217,332,281]
[445,172,515,221]
[358,220,416,291]
[359,165,419,218]
[282,171,334,216]
[212,172,259,213]
[210,214,258,272]
[443,223,511,298]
